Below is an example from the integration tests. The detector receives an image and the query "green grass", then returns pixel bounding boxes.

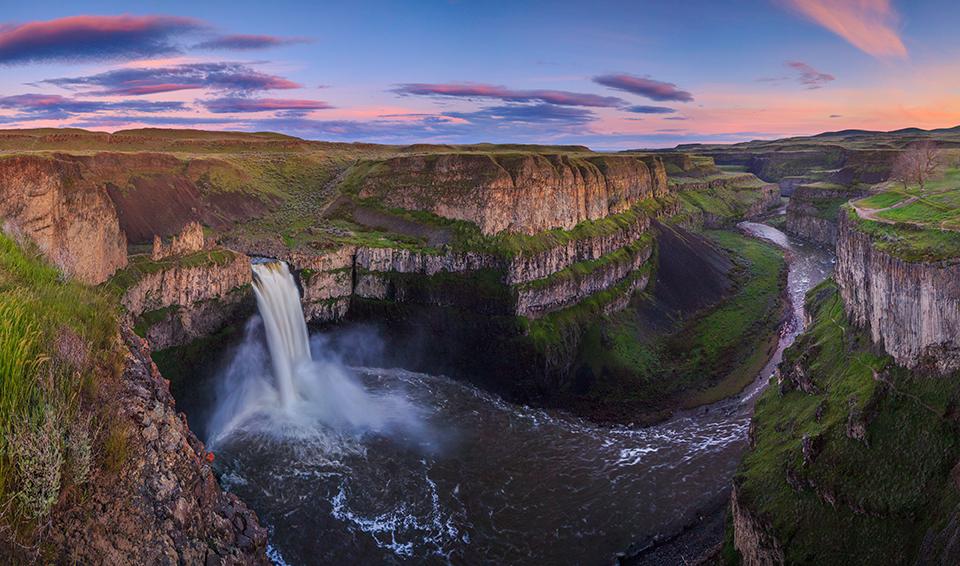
[673,181,774,225]
[857,191,909,209]
[568,229,785,409]
[731,279,960,564]
[0,233,123,532]
[845,207,960,262]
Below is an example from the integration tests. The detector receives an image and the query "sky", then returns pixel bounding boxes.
[0,0,958,149]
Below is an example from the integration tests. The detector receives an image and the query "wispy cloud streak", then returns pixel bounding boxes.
[393,83,623,107]
[593,74,693,102]
[43,62,300,95]
[782,0,907,58]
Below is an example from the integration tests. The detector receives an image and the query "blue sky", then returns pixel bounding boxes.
[0,0,958,149]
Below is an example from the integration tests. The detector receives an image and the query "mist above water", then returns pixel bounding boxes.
[206,261,427,447]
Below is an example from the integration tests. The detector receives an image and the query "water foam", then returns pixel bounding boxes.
[206,261,425,446]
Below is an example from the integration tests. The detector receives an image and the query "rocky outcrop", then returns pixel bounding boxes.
[785,185,866,246]
[515,241,653,318]
[506,213,650,284]
[49,328,267,564]
[671,173,762,192]
[355,153,668,235]
[354,246,500,275]
[745,183,782,218]
[785,211,838,246]
[836,210,960,374]
[121,251,252,350]
[0,154,127,284]
[152,221,206,260]
[731,484,784,566]
[295,247,355,323]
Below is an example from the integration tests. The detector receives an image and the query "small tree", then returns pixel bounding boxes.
[892,140,943,192]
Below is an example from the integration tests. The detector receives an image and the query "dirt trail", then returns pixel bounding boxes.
[851,192,960,232]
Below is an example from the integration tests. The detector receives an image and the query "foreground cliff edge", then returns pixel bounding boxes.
[0,232,267,563]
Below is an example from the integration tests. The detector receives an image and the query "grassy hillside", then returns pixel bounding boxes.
[728,279,960,564]
[0,233,125,541]
[564,229,785,419]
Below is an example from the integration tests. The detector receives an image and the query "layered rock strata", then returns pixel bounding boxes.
[355,153,668,235]
[785,185,866,246]
[514,239,653,318]
[121,250,253,350]
[0,154,127,284]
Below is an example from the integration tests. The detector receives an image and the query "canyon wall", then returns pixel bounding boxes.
[836,211,960,374]
[730,484,784,566]
[120,250,253,351]
[786,185,867,246]
[505,212,649,284]
[49,328,267,563]
[514,240,653,318]
[355,153,668,235]
[0,155,127,284]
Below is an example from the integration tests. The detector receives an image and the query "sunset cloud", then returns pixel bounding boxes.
[0,93,185,120]
[194,34,308,50]
[44,62,300,96]
[593,74,694,102]
[786,61,835,88]
[782,0,907,59]
[392,83,623,107]
[624,105,677,114]
[0,15,204,64]
[444,103,595,125]
[203,97,332,113]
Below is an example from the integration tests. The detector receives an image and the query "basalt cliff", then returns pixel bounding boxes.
[836,210,960,374]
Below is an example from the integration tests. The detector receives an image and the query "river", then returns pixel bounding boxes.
[184,224,834,565]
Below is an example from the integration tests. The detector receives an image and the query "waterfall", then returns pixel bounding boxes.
[206,260,427,446]
[251,261,310,408]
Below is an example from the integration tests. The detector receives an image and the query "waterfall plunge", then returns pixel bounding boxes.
[206,260,426,447]
[251,262,311,408]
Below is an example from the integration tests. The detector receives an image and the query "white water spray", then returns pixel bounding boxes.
[251,262,310,408]
[206,260,426,447]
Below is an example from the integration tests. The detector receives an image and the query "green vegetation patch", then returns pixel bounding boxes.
[133,305,179,338]
[0,233,124,537]
[672,182,774,226]
[845,206,960,262]
[731,280,960,564]
[573,230,785,408]
[857,191,908,209]
[523,261,656,364]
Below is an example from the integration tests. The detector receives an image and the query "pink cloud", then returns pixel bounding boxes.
[393,83,624,107]
[592,74,694,102]
[783,0,907,59]
[0,15,204,64]
[203,97,332,113]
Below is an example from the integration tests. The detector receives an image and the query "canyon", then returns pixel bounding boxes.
[5,125,960,565]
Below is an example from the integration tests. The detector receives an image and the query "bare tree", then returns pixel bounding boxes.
[891,140,943,192]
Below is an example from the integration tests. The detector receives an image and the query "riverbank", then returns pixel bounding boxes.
[617,221,835,565]
[559,227,788,426]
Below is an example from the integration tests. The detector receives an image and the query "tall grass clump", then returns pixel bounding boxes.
[0,231,122,539]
